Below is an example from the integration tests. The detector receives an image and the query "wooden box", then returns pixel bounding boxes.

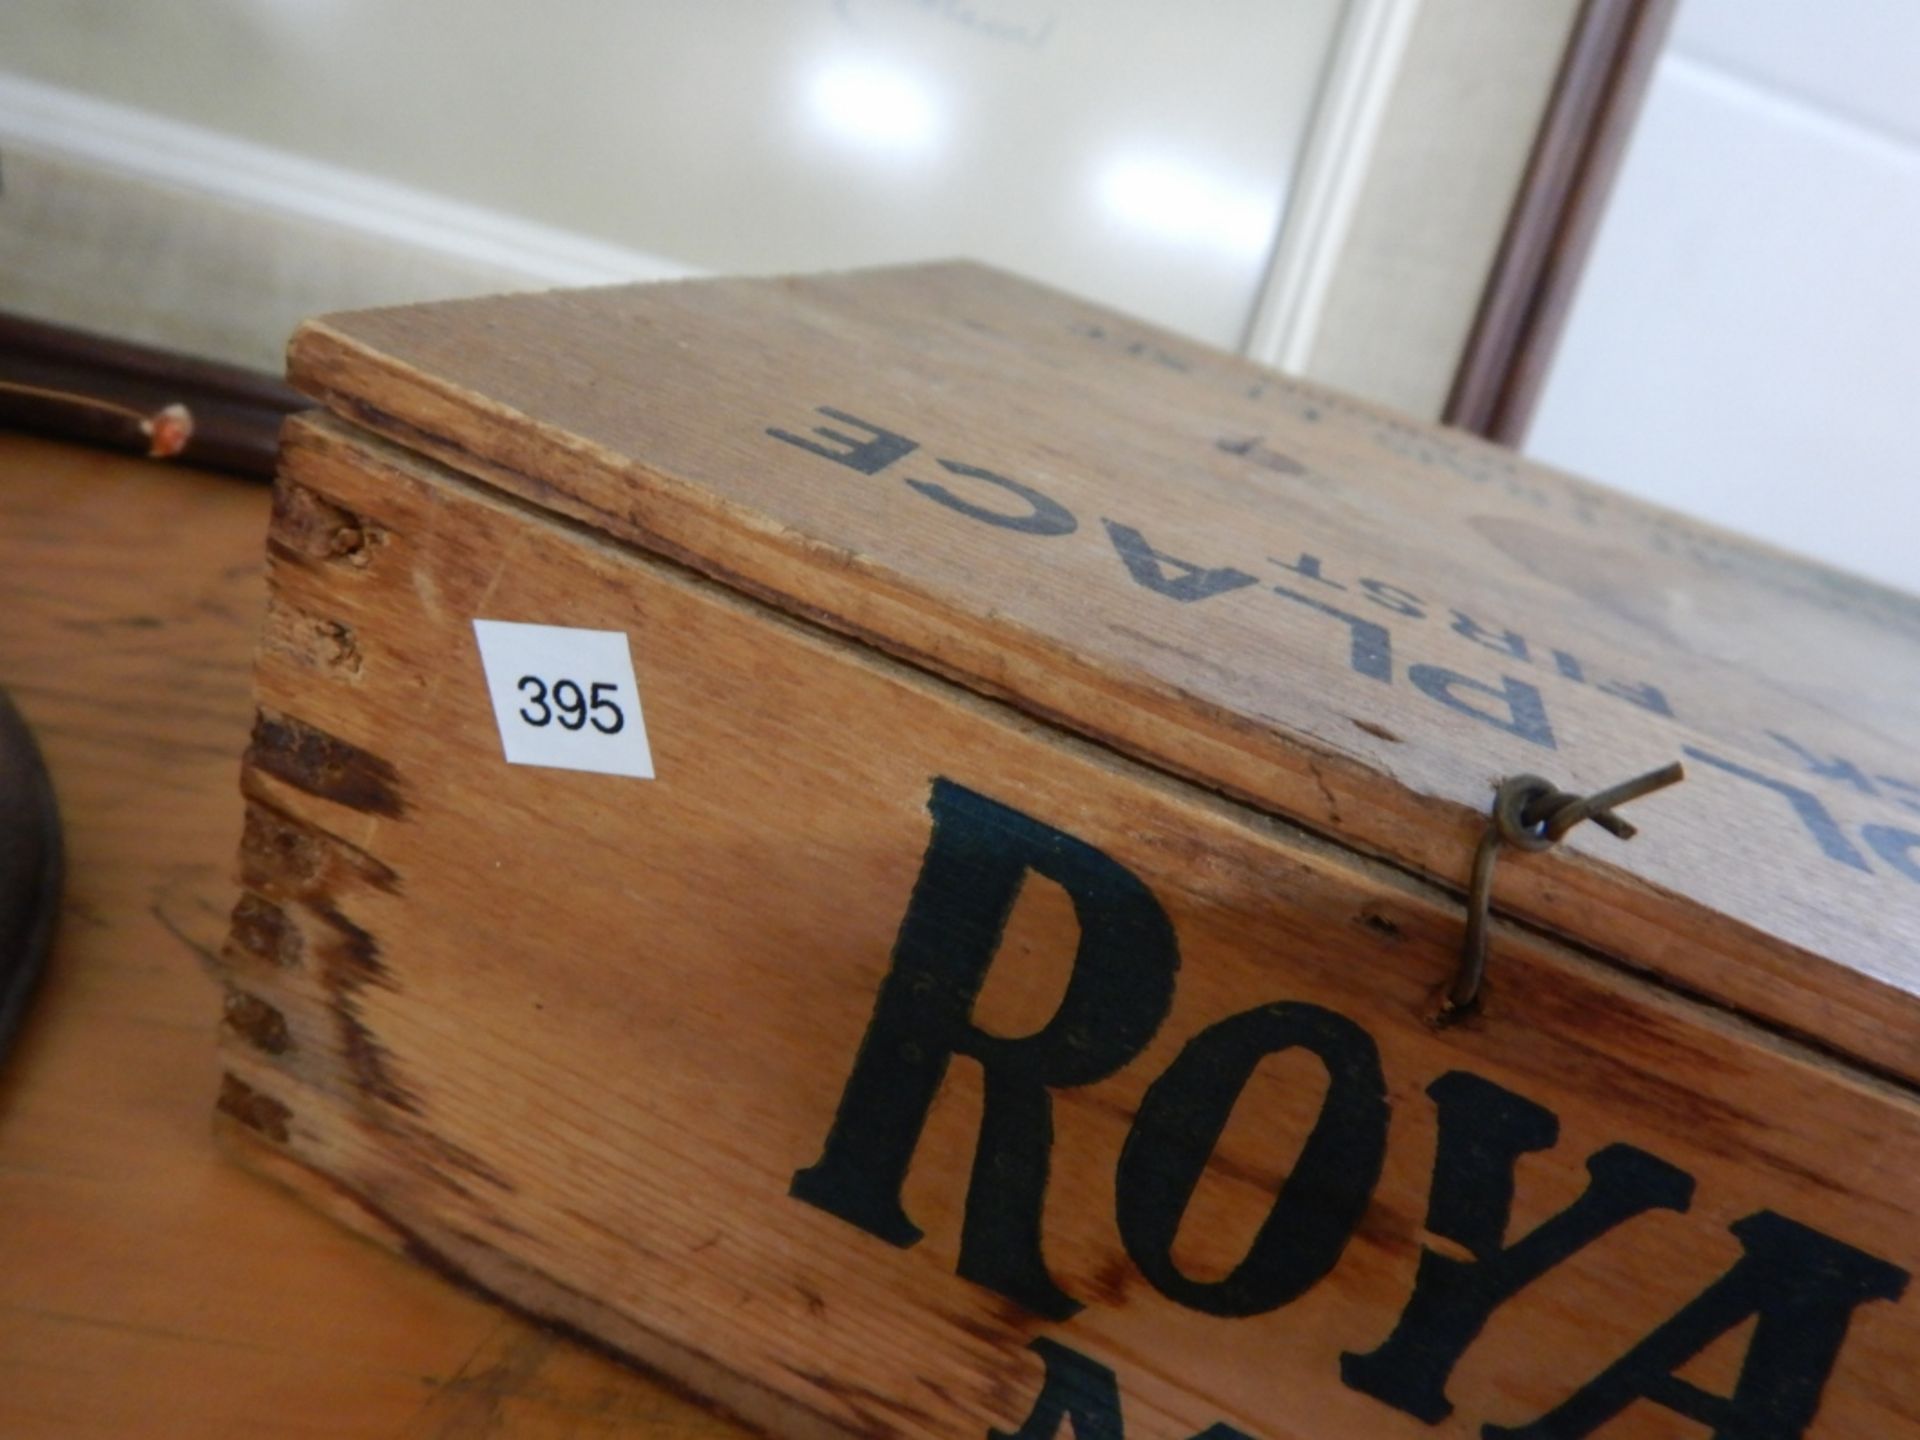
[217,263,1920,1439]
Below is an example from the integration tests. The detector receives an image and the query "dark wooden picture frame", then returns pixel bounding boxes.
[1445,0,1679,445]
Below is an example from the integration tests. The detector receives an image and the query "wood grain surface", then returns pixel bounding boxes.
[0,431,759,1438]
[217,414,1920,1440]
[286,262,1920,1087]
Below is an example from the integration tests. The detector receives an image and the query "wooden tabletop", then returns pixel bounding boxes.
[0,432,756,1438]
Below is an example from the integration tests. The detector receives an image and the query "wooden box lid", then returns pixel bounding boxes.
[287,261,1920,1084]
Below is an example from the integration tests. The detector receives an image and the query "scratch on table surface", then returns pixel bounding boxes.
[400,1322,549,1438]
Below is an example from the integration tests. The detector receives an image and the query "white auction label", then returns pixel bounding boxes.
[472,620,655,779]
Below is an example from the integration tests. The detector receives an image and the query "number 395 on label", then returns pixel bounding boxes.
[472,619,656,779]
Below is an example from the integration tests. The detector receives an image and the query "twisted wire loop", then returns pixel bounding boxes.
[1444,761,1686,1017]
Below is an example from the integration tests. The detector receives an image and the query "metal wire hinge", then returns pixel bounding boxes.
[1443,761,1687,1017]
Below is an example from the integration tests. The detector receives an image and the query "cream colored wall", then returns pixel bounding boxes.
[1530,0,1920,594]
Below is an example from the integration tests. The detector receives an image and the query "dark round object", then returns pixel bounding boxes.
[0,687,62,1062]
